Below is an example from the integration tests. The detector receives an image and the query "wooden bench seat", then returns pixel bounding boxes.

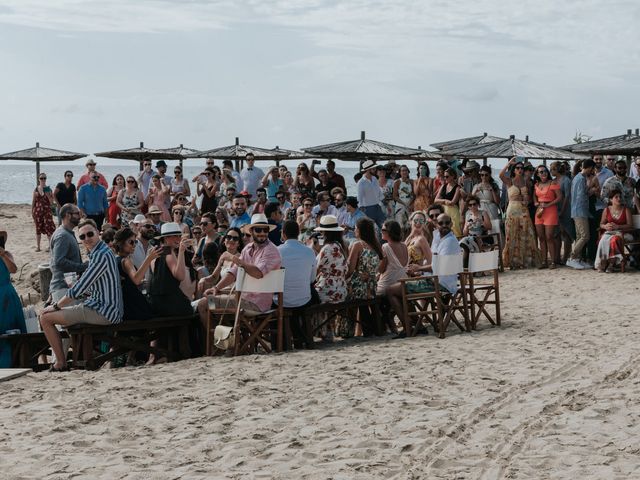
[0,332,59,371]
[67,315,196,370]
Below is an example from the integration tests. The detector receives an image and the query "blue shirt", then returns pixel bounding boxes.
[277,240,317,308]
[570,173,590,219]
[67,241,124,323]
[595,167,614,210]
[230,212,251,229]
[77,183,108,215]
[344,208,366,240]
[266,179,284,202]
[268,220,282,246]
[433,231,461,294]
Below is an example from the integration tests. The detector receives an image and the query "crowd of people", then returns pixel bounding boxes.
[3,151,639,368]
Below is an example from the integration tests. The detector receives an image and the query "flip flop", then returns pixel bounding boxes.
[48,364,70,373]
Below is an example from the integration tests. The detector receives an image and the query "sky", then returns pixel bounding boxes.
[0,0,639,165]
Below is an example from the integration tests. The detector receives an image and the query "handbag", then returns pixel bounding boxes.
[536,206,545,218]
[212,286,241,351]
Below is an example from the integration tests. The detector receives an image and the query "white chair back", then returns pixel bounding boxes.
[468,250,499,273]
[235,268,285,293]
[633,215,640,230]
[432,254,464,276]
[490,219,501,235]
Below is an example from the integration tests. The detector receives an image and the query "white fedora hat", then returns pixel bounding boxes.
[314,215,344,232]
[132,214,147,224]
[155,222,183,239]
[242,213,277,234]
[360,159,377,172]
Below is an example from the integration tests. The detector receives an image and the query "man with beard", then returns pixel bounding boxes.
[49,203,87,302]
[601,159,636,210]
[131,218,157,270]
[229,194,251,229]
[197,213,281,332]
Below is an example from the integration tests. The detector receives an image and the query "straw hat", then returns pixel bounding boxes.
[241,213,277,234]
[148,205,163,215]
[155,222,183,239]
[314,215,344,232]
[462,160,480,171]
[360,159,377,172]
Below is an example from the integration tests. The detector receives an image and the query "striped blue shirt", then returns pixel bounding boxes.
[67,240,124,324]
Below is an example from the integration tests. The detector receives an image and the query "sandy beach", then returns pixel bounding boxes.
[1,203,639,479]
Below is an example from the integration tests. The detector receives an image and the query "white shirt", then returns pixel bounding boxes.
[277,240,317,308]
[240,166,265,199]
[137,169,156,198]
[312,204,338,217]
[357,175,383,207]
[630,163,640,181]
[230,170,244,191]
[433,231,461,294]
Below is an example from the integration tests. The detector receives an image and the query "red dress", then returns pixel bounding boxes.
[33,187,56,236]
[107,187,122,227]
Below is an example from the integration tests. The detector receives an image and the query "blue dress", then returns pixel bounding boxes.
[0,259,26,367]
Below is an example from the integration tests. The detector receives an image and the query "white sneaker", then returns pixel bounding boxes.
[580,260,594,269]
[566,258,585,270]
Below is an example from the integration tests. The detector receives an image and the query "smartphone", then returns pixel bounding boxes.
[161,245,172,255]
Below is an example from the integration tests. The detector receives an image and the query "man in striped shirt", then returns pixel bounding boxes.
[40,219,123,371]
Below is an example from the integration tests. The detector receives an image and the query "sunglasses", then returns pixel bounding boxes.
[206,162,214,165]
[173,210,183,215]
[225,235,240,241]
[39,177,47,180]
[537,170,547,175]
[514,166,524,170]
[200,221,211,226]
[467,202,478,207]
[428,213,439,219]
[141,224,154,229]
[65,174,73,178]
[304,203,313,207]
[127,179,135,183]
[78,231,96,240]
[252,227,269,233]
[413,218,425,224]
[437,221,451,226]
[92,176,100,180]
[444,175,450,178]
[143,163,151,166]
[174,170,181,174]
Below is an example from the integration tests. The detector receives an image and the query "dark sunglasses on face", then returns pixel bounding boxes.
[444,175,450,178]
[127,179,135,183]
[39,177,46,180]
[225,235,240,241]
[174,170,181,174]
[537,170,547,175]
[92,176,99,180]
[78,231,95,240]
[468,202,478,207]
[141,224,154,229]
[413,218,425,224]
[304,203,313,207]
[438,221,451,226]
[252,227,269,233]
[514,166,523,170]
[144,163,151,166]
[429,213,439,219]
[65,174,73,178]
[200,221,211,226]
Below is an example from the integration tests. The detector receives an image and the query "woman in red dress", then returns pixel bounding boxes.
[31,173,56,251]
[595,189,633,272]
[107,174,125,228]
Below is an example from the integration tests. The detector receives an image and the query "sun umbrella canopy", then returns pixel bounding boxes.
[559,130,640,154]
[94,142,184,162]
[302,131,426,160]
[0,142,87,180]
[431,133,505,152]
[197,137,285,160]
[270,146,314,160]
[598,136,640,155]
[156,144,201,158]
[455,135,588,161]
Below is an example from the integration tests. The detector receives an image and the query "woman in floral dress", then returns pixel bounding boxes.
[377,165,394,218]
[117,176,144,227]
[393,165,414,228]
[31,173,56,251]
[413,162,434,213]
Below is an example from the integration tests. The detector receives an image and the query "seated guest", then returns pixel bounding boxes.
[196,241,225,298]
[0,231,26,368]
[459,195,492,266]
[387,213,462,335]
[40,219,124,371]
[229,194,251,229]
[193,212,220,269]
[278,220,318,348]
[100,225,116,250]
[49,203,87,302]
[314,215,349,342]
[405,211,433,267]
[426,204,444,247]
[197,214,282,331]
[344,217,383,337]
[113,228,160,321]
[275,191,292,218]
[340,196,366,242]
[250,188,268,215]
[171,206,191,234]
[312,192,338,219]
[131,217,156,269]
[595,189,633,272]
[148,223,193,318]
[297,196,318,243]
[376,220,409,334]
[147,205,165,231]
[264,202,283,246]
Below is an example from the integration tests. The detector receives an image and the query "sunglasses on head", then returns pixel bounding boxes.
[252,227,269,233]
[78,231,95,240]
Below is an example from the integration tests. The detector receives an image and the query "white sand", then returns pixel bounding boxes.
[1,204,639,479]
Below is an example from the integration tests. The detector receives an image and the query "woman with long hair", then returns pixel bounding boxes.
[413,162,434,213]
[499,157,539,269]
[31,172,56,251]
[171,206,191,235]
[595,189,633,272]
[297,196,317,243]
[198,226,245,296]
[434,167,462,237]
[393,165,414,227]
[377,220,409,334]
[116,176,144,227]
[147,174,171,221]
[199,167,220,215]
[533,165,562,269]
[459,194,492,266]
[107,174,125,228]
[294,163,316,198]
[377,165,394,219]
[433,161,448,195]
[405,211,433,267]
[283,170,296,195]
[472,165,501,220]
[171,165,191,199]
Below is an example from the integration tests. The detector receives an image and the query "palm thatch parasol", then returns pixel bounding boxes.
[197,137,290,170]
[559,129,640,154]
[455,135,588,161]
[94,142,185,170]
[0,142,87,183]
[431,132,505,152]
[156,144,201,168]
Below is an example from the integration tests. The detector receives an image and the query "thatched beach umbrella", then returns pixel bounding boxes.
[431,132,505,152]
[455,135,588,162]
[197,137,288,170]
[0,142,87,183]
[559,129,640,154]
[156,144,201,168]
[94,142,184,170]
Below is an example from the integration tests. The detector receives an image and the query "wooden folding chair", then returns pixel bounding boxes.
[433,254,471,338]
[462,250,501,330]
[399,274,444,337]
[477,218,503,272]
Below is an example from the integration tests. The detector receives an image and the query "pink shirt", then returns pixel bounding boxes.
[230,240,282,311]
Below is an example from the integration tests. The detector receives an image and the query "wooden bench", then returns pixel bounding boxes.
[67,315,196,370]
[0,332,57,371]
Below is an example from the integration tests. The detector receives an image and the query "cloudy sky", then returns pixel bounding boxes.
[1,0,639,158]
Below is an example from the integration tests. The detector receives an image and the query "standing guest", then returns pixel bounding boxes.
[459,160,481,205]
[131,217,156,269]
[0,231,27,368]
[314,169,337,195]
[377,165,394,219]
[297,196,318,243]
[434,168,462,237]
[533,165,562,269]
[113,228,160,320]
[585,167,601,264]
[333,191,348,224]
[171,166,191,199]
[393,164,414,227]
[49,204,86,302]
[595,189,633,272]
[214,206,230,232]
[222,159,243,191]
[129,213,145,236]
[193,212,221,269]
[344,217,383,337]
[192,158,214,199]
[550,161,575,265]
[630,156,640,181]
[295,162,316,199]
[171,206,191,234]
[433,161,447,195]
[219,170,237,205]
[147,205,165,231]
[377,220,409,334]
[459,195,491,266]
[239,153,264,200]
[40,219,123,371]
[137,160,155,199]
[499,157,539,269]
[250,188,268,215]
[155,160,173,190]
[357,160,385,228]
[605,155,616,171]
[472,165,501,220]
[199,167,220,215]
[275,191,292,218]
[283,170,296,195]
[593,155,614,216]
[31,173,57,252]
[198,214,282,332]
[78,172,109,230]
[148,223,193,318]
[77,159,108,189]
[567,159,596,270]
[341,196,366,242]
[413,162,434,213]
[106,174,125,228]
[406,211,433,267]
[116,176,144,227]
[261,166,284,202]
[278,221,318,349]
[147,174,171,221]
[601,159,636,210]
[312,159,346,193]
[230,194,251,229]
[264,202,283,246]
[53,170,77,223]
